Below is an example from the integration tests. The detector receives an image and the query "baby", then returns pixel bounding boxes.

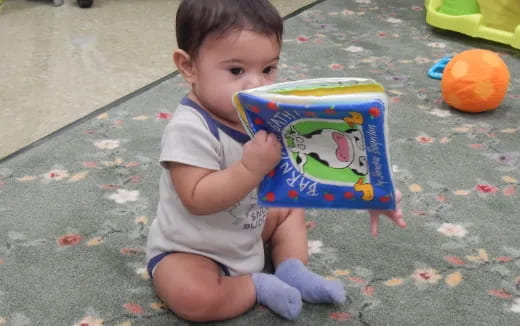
[146,0,406,322]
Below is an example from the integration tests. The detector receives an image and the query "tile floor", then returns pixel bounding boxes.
[0,0,315,160]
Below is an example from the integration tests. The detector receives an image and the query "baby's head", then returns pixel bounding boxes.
[174,0,283,125]
[176,0,283,60]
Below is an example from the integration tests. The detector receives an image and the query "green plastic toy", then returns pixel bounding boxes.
[425,0,520,49]
[438,0,480,16]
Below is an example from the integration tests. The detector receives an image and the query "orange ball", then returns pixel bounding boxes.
[441,49,510,113]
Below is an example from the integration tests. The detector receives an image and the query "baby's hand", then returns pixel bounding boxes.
[368,189,406,237]
[241,130,282,177]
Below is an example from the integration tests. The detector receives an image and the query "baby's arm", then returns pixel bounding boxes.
[169,130,281,215]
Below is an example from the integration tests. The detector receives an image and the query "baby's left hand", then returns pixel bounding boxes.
[368,189,406,237]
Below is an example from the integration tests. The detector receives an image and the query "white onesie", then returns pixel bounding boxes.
[146,97,268,276]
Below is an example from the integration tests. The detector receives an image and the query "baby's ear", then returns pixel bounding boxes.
[173,49,195,83]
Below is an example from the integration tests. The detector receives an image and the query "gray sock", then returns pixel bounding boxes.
[251,272,302,320]
[275,258,346,304]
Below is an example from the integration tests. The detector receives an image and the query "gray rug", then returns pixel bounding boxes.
[1,0,519,325]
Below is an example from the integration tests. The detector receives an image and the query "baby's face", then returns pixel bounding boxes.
[190,29,281,128]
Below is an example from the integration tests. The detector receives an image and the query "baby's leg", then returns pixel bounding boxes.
[152,252,301,322]
[263,208,346,304]
[262,208,308,264]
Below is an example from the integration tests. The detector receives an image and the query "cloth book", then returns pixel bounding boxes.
[233,78,396,210]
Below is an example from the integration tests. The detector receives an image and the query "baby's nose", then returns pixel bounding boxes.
[245,74,265,89]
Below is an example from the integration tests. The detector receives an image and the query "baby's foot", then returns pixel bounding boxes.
[275,258,346,304]
[251,273,302,320]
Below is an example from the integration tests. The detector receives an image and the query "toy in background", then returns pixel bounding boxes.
[429,49,510,113]
[77,0,92,7]
[233,78,397,210]
[53,0,93,8]
[425,0,520,50]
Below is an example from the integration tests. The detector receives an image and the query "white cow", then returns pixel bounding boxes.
[285,125,368,176]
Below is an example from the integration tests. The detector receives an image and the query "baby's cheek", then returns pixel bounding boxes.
[265,74,278,85]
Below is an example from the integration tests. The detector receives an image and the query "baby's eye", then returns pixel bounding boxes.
[263,66,277,74]
[230,68,244,75]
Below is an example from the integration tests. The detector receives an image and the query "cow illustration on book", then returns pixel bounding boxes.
[285,124,368,176]
[284,118,375,201]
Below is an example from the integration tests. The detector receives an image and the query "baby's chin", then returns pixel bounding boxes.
[224,109,241,121]
[227,114,247,131]
[228,116,244,129]
[210,109,243,128]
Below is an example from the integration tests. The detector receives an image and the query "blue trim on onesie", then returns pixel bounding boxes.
[180,96,250,144]
[147,251,231,279]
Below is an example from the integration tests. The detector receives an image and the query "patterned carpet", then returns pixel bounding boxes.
[1,0,519,325]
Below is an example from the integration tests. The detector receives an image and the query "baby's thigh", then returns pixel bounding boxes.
[152,253,221,317]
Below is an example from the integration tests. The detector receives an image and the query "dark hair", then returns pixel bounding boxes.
[176,0,283,58]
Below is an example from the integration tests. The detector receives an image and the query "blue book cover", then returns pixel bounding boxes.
[233,78,396,210]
